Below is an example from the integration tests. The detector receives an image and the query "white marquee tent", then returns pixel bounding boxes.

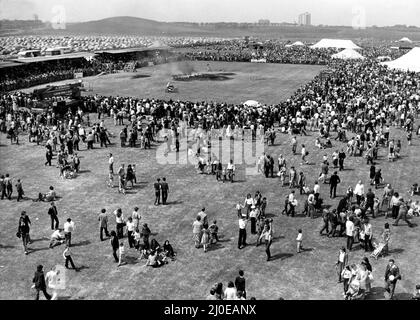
[331,48,365,60]
[398,37,413,43]
[310,39,361,50]
[243,100,260,107]
[381,47,420,73]
[285,41,305,47]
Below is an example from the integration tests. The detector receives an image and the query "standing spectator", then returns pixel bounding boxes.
[140,223,151,251]
[45,267,59,300]
[291,136,297,155]
[354,181,365,205]
[319,209,330,235]
[258,220,273,261]
[298,172,306,195]
[48,202,59,230]
[98,208,110,241]
[345,216,355,251]
[329,171,341,199]
[338,149,346,171]
[63,218,75,247]
[238,215,248,249]
[32,265,51,300]
[363,218,374,252]
[192,216,203,248]
[197,207,209,229]
[126,217,135,248]
[161,177,169,205]
[108,153,114,174]
[201,225,210,252]
[296,229,303,253]
[235,270,246,299]
[300,144,309,165]
[18,211,31,254]
[209,220,219,244]
[110,230,119,263]
[4,174,12,200]
[114,208,125,239]
[0,175,5,200]
[15,179,24,201]
[335,247,348,283]
[384,259,401,300]
[365,188,376,218]
[63,245,77,270]
[154,178,161,205]
[390,192,400,219]
[132,207,141,230]
[118,242,125,267]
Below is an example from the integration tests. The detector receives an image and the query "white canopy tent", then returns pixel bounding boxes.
[285,41,305,47]
[331,48,365,60]
[381,47,420,73]
[310,39,361,50]
[398,37,413,43]
[243,100,260,107]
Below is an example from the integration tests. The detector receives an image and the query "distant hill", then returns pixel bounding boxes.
[1,16,420,41]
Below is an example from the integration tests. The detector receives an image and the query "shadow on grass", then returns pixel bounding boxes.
[0,244,15,249]
[389,248,404,254]
[301,247,314,252]
[71,240,91,247]
[77,169,91,173]
[366,286,386,300]
[265,213,277,218]
[270,252,293,261]
[30,237,49,243]
[207,243,225,252]
[165,200,184,205]
[124,256,140,265]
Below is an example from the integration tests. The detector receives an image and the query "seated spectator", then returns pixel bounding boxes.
[163,240,176,259]
[49,229,65,248]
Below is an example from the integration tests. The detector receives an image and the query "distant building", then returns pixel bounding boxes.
[258,19,270,26]
[298,12,311,26]
[33,14,39,21]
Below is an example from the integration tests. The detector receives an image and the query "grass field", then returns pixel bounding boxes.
[2,63,420,300]
[22,61,324,105]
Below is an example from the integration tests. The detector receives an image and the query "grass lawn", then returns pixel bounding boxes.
[22,61,324,105]
[2,63,420,300]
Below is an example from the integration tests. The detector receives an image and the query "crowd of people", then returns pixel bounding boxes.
[1,37,420,300]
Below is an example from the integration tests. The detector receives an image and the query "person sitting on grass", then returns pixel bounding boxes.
[49,228,65,248]
[163,240,176,260]
[145,250,164,268]
[35,186,56,202]
[150,239,161,252]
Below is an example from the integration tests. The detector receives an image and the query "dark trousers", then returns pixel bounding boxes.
[330,184,337,198]
[364,234,374,251]
[339,159,344,170]
[365,202,375,217]
[320,220,329,235]
[385,281,397,299]
[250,217,256,234]
[265,239,272,260]
[65,255,76,269]
[329,224,338,237]
[112,249,118,262]
[154,191,160,205]
[343,279,350,294]
[100,226,110,241]
[356,195,362,205]
[128,230,134,248]
[50,215,59,230]
[45,155,52,166]
[162,191,168,204]
[64,232,72,247]
[116,223,124,239]
[238,228,247,248]
[392,205,399,219]
[35,288,51,300]
[346,235,354,251]
[17,191,23,201]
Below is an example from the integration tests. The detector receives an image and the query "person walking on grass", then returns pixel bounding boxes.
[154,178,161,205]
[18,211,31,255]
[16,179,24,201]
[238,215,248,249]
[393,199,414,227]
[193,216,203,248]
[235,270,246,299]
[291,136,297,155]
[48,202,59,230]
[300,144,309,165]
[118,242,125,267]
[63,218,75,247]
[63,245,77,271]
[98,208,110,241]
[32,265,51,300]
[110,231,119,263]
[258,219,273,261]
[161,177,169,205]
[329,171,341,199]
[384,259,401,300]
[335,247,348,283]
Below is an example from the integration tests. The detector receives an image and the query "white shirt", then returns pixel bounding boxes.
[239,219,247,229]
[126,221,135,232]
[109,156,114,164]
[296,233,303,241]
[63,221,75,233]
[364,223,372,236]
[354,183,364,196]
[345,220,354,236]
[288,193,295,203]
[338,251,346,263]
[224,287,238,300]
[314,184,320,194]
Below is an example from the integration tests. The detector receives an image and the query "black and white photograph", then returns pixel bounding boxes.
[1,0,420,307]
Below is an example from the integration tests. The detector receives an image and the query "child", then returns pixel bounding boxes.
[201,225,210,252]
[118,242,125,266]
[279,167,286,186]
[296,229,303,253]
[209,220,219,244]
[222,167,227,183]
[107,170,114,188]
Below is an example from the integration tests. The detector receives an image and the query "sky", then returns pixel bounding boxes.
[0,0,419,27]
